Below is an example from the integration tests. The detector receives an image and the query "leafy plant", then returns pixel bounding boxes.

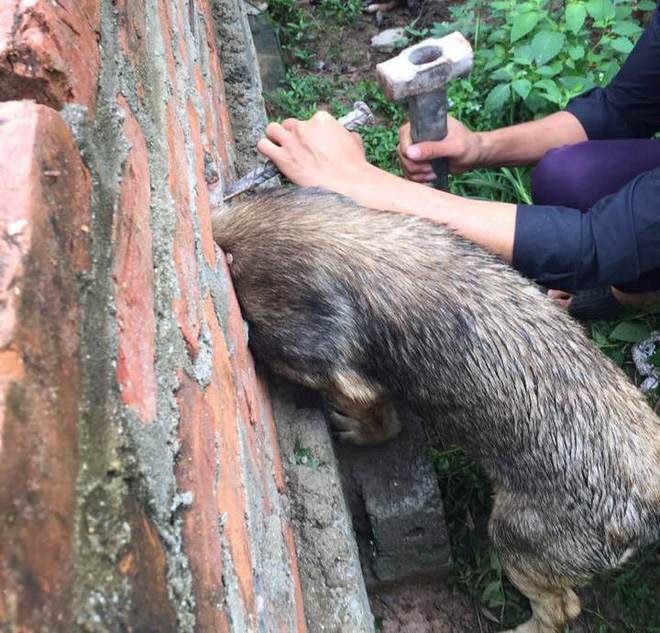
[318,0,363,23]
[434,0,653,124]
[293,437,320,470]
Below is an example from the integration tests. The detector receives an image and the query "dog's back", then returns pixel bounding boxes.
[213,187,660,632]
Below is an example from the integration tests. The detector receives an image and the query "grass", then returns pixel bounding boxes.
[265,1,660,630]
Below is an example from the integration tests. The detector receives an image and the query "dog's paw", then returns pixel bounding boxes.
[329,411,369,445]
[329,411,389,445]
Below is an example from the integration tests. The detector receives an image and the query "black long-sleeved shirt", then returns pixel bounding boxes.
[512,3,660,291]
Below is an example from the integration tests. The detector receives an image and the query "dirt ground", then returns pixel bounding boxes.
[293,0,449,83]
[370,579,488,633]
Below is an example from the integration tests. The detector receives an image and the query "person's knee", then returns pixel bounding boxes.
[532,142,591,209]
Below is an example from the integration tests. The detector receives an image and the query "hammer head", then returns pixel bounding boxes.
[376,32,473,101]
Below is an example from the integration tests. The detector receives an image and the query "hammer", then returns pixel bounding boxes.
[377,32,473,191]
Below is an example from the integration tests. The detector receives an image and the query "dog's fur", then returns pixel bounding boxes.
[212,188,660,633]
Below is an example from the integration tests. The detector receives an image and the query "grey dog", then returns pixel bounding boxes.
[212,187,660,633]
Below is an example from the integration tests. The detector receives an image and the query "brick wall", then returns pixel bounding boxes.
[0,1,307,631]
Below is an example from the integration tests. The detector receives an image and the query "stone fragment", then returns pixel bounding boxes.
[371,27,409,52]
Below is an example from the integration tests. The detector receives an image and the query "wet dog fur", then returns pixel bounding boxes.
[212,187,660,633]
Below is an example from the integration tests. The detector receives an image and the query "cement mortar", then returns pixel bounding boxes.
[272,382,375,633]
[67,0,198,630]
[212,0,269,176]
[64,2,139,625]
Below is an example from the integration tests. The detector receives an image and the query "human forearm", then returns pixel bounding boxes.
[476,111,588,167]
[343,164,517,262]
[398,111,588,180]
[257,112,517,262]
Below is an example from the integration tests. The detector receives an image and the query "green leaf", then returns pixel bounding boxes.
[484,83,512,112]
[591,328,610,348]
[491,68,514,81]
[565,3,587,35]
[611,37,634,54]
[512,78,532,99]
[513,44,535,65]
[535,62,562,77]
[559,76,586,93]
[586,0,615,22]
[612,21,643,37]
[609,321,651,343]
[511,11,540,43]
[481,580,504,608]
[615,5,633,20]
[531,31,565,66]
[534,79,562,104]
[639,0,657,10]
[601,60,621,85]
[569,44,585,60]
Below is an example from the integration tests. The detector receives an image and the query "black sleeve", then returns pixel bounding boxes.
[564,3,660,139]
[512,168,660,292]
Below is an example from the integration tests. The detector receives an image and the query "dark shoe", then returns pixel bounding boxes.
[567,287,626,321]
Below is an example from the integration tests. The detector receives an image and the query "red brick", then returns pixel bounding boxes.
[158,0,178,91]
[0,1,101,115]
[217,250,282,499]
[284,526,309,632]
[205,262,306,629]
[175,0,189,66]
[193,65,214,155]
[120,495,178,630]
[0,101,91,631]
[114,95,157,423]
[187,98,216,266]
[207,59,232,182]
[117,0,147,102]
[176,373,236,632]
[202,295,256,614]
[167,102,202,357]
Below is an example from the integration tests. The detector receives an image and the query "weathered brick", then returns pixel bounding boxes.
[176,371,246,631]
[202,292,256,613]
[217,251,285,498]
[167,102,202,357]
[0,1,101,115]
[158,0,178,91]
[117,0,148,102]
[114,95,157,423]
[120,496,178,630]
[0,101,91,631]
[187,98,216,266]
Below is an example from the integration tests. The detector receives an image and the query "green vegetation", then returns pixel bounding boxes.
[266,0,660,629]
[293,437,320,470]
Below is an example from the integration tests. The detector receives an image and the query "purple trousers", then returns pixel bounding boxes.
[531,139,660,293]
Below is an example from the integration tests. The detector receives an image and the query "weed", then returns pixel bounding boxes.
[318,0,363,24]
[434,0,655,125]
[293,437,320,471]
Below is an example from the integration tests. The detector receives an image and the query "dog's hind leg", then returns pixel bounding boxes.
[326,369,402,445]
[490,506,582,633]
[501,571,581,633]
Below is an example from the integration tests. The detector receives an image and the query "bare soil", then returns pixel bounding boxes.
[370,579,488,633]
[291,0,450,84]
